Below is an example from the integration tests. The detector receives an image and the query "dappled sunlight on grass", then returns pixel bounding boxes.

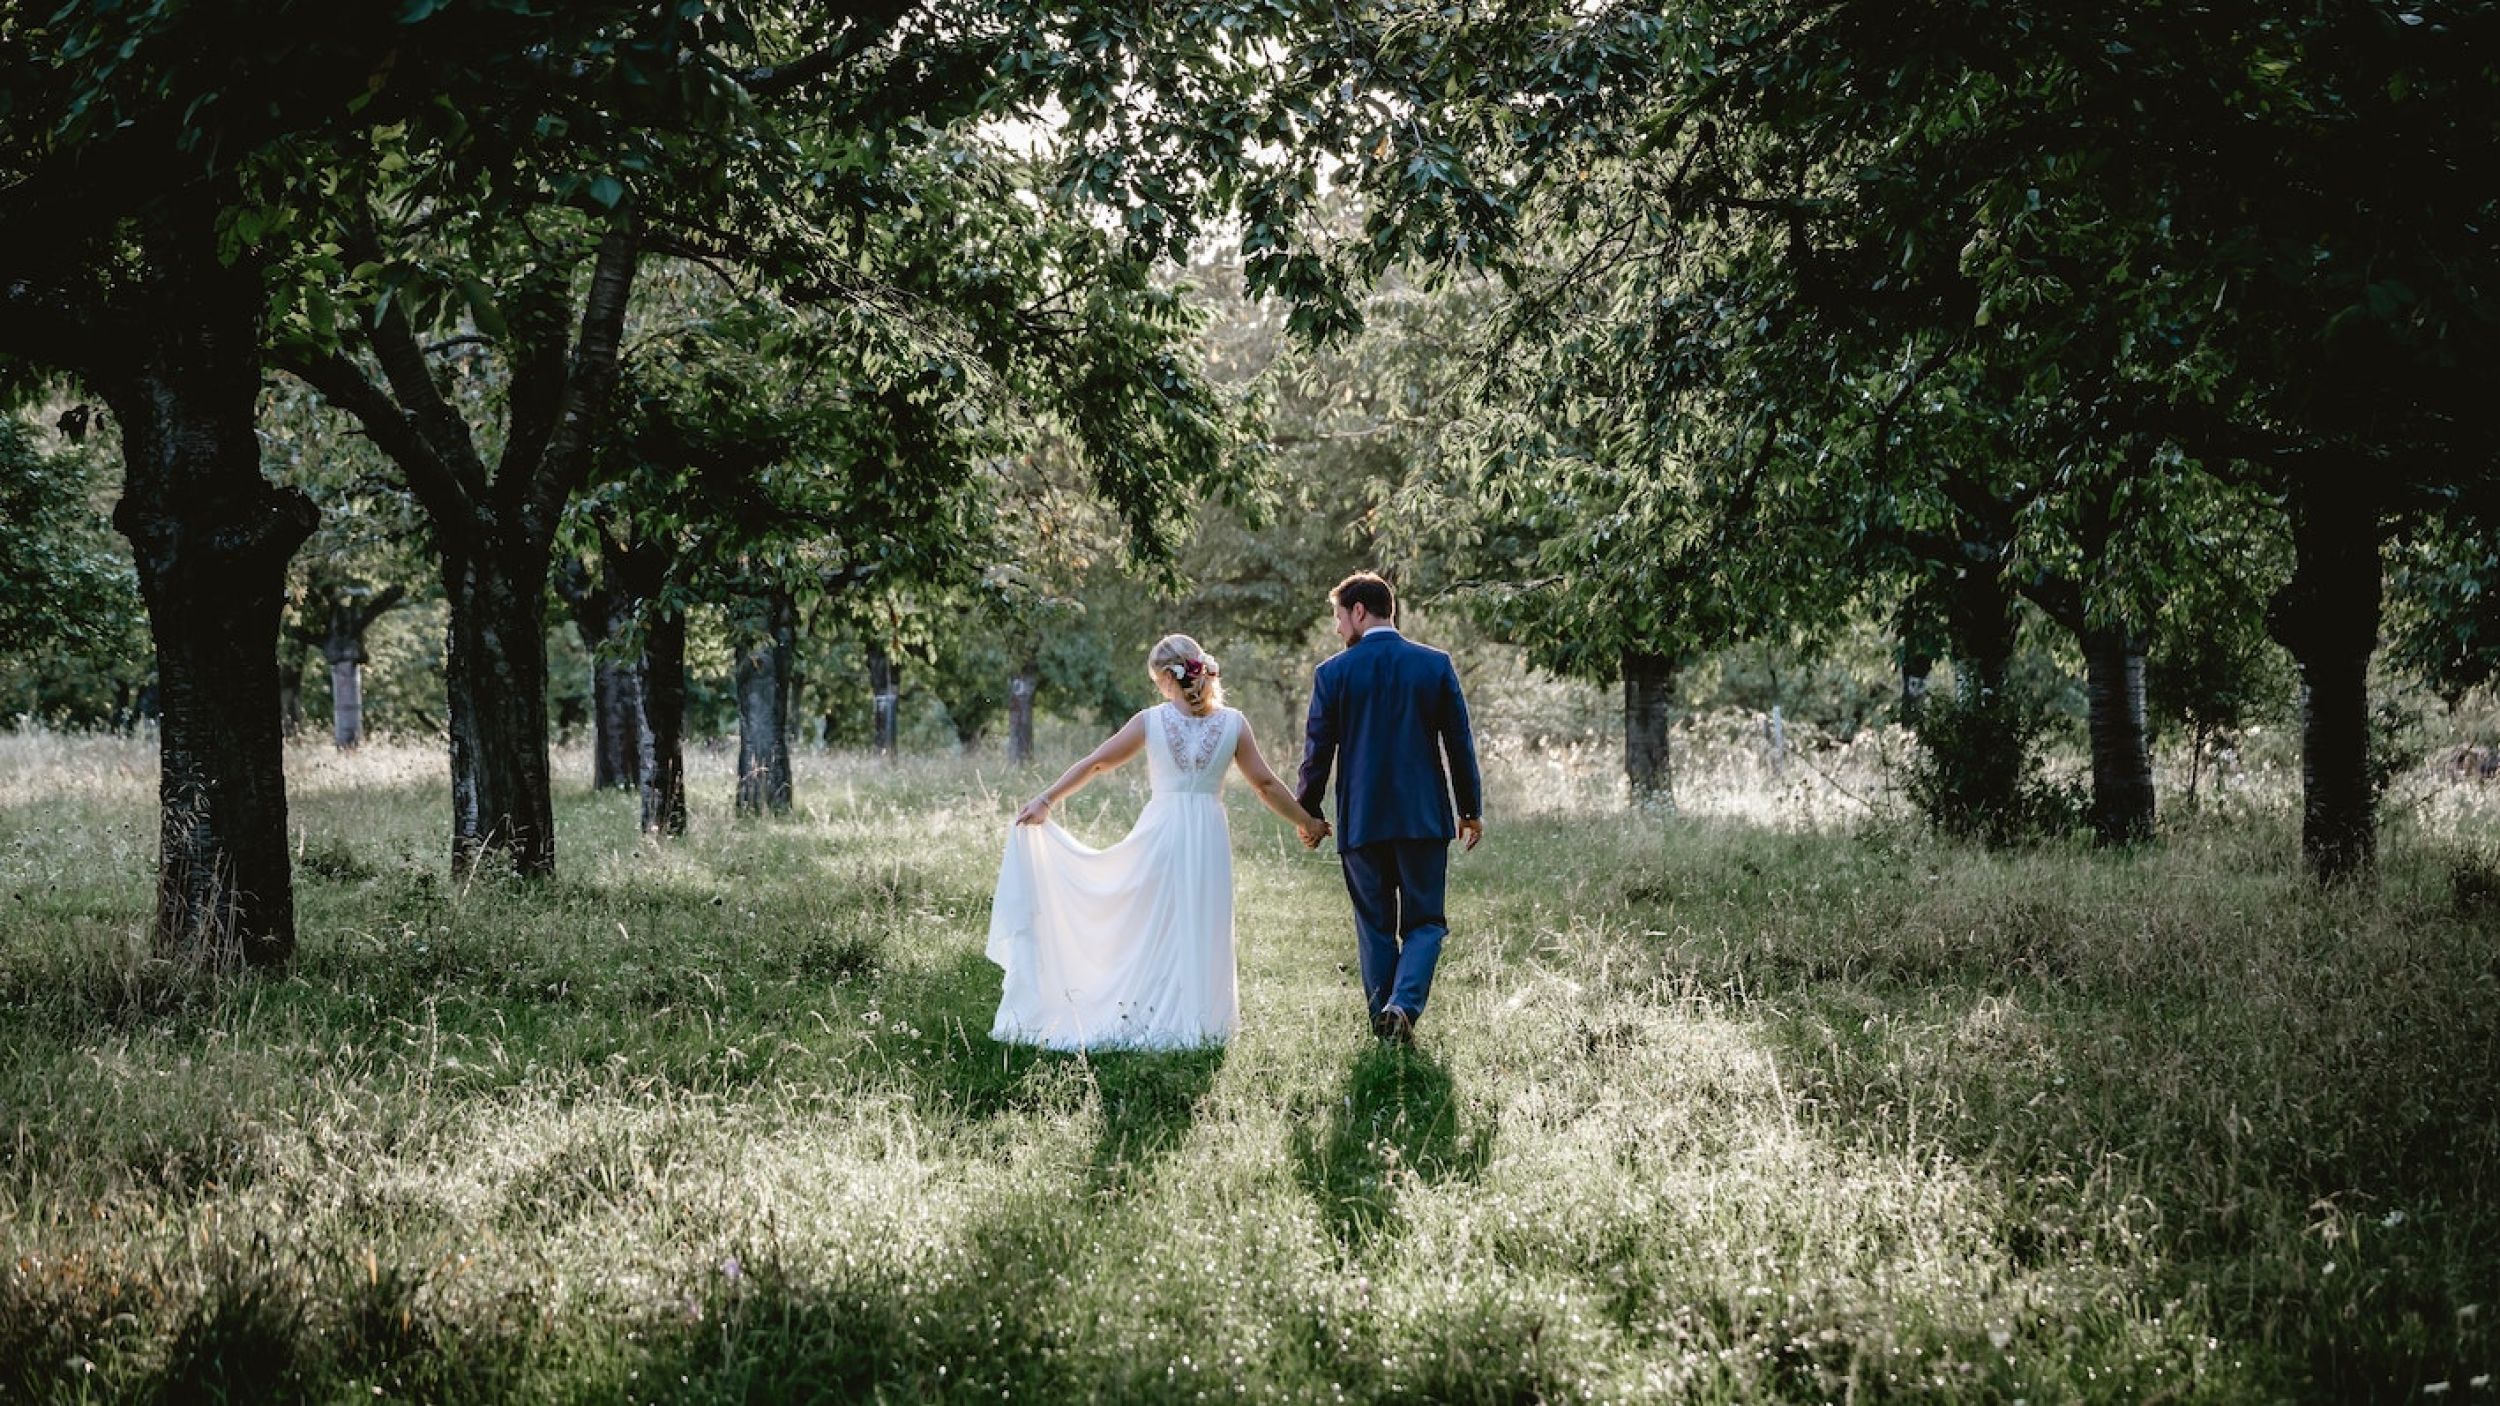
[1,731,2494,1399]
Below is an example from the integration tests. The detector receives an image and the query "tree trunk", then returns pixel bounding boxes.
[310,585,404,750]
[557,555,649,793]
[2268,480,2384,883]
[101,202,317,966]
[1940,568,2025,843]
[1900,644,1934,726]
[734,585,796,817]
[278,213,640,879]
[1622,648,1676,806]
[593,652,643,792]
[113,679,148,735]
[1896,592,1945,728]
[278,658,305,740]
[328,653,365,750]
[639,606,689,836]
[868,643,899,760]
[2081,626,2155,845]
[1275,662,1303,760]
[1007,663,1038,765]
[442,544,557,877]
[561,575,644,794]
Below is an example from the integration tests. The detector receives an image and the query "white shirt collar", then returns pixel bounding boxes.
[1358,625,1403,641]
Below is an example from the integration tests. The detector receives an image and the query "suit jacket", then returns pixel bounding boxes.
[1296,628,1483,849]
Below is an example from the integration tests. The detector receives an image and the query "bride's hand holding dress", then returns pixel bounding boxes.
[986,679,1327,1051]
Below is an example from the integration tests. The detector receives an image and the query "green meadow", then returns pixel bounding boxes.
[1,731,2494,1403]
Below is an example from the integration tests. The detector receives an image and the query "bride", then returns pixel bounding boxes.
[985,634,1330,1050]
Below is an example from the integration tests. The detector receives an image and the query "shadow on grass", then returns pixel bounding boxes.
[642,1224,1078,1403]
[1740,962,2500,1403]
[1081,1045,1225,1194]
[1292,1042,1492,1251]
[840,946,1229,1182]
[878,944,1230,1189]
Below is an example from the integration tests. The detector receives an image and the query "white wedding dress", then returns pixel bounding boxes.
[986,702,1242,1050]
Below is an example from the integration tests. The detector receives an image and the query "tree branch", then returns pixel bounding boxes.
[276,347,484,555]
[493,263,575,506]
[2011,569,2085,634]
[355,582,410,632]
[524,213,643,539]
[735,2,920,98]
[342,222,495,501]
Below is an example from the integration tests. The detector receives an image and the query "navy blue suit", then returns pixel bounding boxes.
[1296,628,1483,1021]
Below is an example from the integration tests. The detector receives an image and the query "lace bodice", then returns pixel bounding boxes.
[1144,703,1239,797]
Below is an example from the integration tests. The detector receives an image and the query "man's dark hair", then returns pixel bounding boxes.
[1331,571,1395,621]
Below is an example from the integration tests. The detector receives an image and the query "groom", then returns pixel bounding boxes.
[1296,572,1484,1047]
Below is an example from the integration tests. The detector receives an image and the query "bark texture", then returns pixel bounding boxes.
[319,585,404,750]
[869,643,900,759]
[557,565,643,791]
[593,653,644,792]
[734,586,797,817]
[2269,478,2384,883]
[2081,626,2156,845]
[1007,664,1038,765]
[639,606,689,837]
[97,201,317,965]
[443,544,557,876]
[1622,649,1677,805]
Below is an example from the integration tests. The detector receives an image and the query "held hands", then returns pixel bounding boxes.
[1458,817,1484,852]
[1298,817,1332,850]
[1015,795,1053,826]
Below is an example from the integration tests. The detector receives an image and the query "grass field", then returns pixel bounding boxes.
[1,729,2495,1403]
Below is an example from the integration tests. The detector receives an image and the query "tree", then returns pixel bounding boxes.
[0,409,148,728]
[1176,256,1454,735]
[264,378,430,750]
[552,551,643,792]
[0,0,734,958]
[1,0,337,960]
[2388,518,2500,709]
[1266,0,2500,876]
[6,0,1629,945]
[730,579,798,813]
[278,1,1320,869]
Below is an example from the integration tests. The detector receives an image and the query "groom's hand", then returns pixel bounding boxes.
[1458,817,1483,852]
[1300,819,1330,850]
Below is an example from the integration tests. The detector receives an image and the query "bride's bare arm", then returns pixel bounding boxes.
[1016,713,1149,824]
[1233,715,1329,842]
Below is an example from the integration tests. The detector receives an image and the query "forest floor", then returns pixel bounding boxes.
[1,732,2496,1403]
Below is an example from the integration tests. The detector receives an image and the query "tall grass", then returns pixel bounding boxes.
[0,730,2494,1402]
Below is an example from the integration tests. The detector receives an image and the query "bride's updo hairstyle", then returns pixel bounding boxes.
[1149,634,1224,717]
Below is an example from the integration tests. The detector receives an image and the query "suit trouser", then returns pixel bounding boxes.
[1339,838,1449,1019]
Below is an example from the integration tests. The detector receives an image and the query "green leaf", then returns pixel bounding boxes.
[456,276,510,340]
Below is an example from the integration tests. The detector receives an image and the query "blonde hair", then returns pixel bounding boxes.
[1148,634,1224,716]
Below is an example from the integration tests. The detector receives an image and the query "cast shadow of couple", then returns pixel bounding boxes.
[1086,1035,1492,1250]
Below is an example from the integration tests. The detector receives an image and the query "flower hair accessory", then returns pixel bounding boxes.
[1164,655,1218,684]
